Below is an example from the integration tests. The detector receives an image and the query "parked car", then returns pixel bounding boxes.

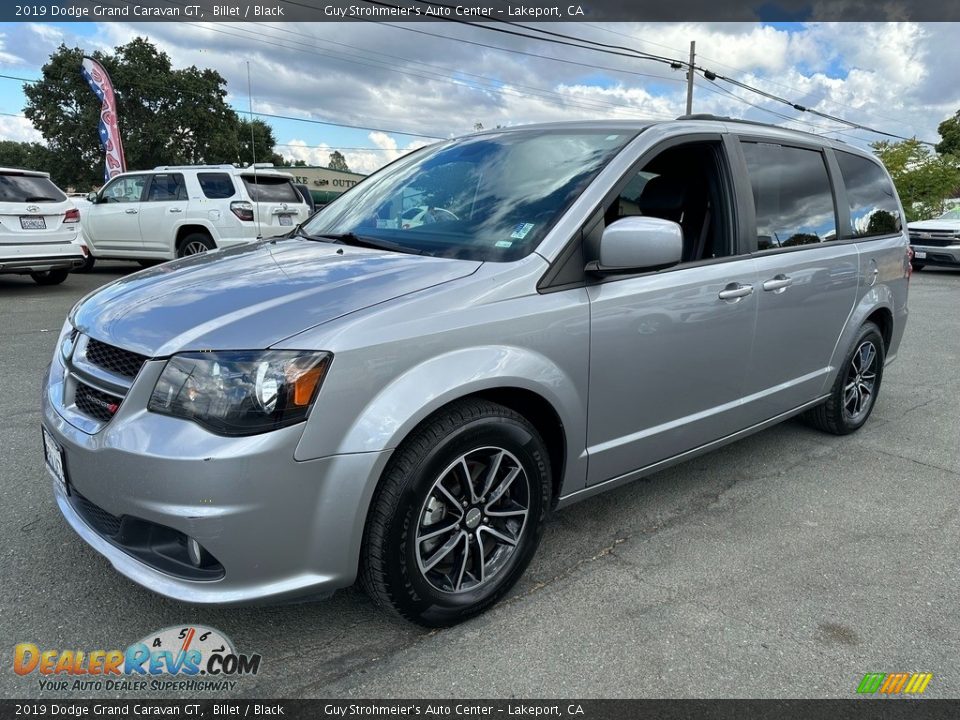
[907,207,960,271]
[0,167,88,285]
[43,118,910,626]
[79,164,310,270]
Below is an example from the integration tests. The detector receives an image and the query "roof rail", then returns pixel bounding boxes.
[675,113,850,145]
[152,164,236,170]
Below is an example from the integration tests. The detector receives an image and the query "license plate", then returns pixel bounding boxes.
[20,216,46,230]
[914,250,927,259]
[42,426,68,493]
[278,214,293,226]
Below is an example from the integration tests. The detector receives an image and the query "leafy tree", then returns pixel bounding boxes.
[872,139,960,221]
[328,150,350,172]
[285,159,307,167]
[23,38,282,188]
[0,141,55,174]
[936,112,960,157]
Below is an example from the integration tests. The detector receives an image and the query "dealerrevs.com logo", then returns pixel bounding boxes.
[14,625,261,692]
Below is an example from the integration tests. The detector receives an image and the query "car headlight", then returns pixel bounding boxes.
[148,350,331,436]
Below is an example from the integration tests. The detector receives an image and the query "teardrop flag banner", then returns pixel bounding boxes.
[81,56,126,182]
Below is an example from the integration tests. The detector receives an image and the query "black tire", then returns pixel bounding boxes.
[360,399,551,627]
[911,261,925,272]
[805,322,885,435]
[30,269,69,286]
[74,256,96,273]
[176,232,215,258]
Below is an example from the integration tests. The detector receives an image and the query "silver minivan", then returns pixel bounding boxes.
[42,118,910,626]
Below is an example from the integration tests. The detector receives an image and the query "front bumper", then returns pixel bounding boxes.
[42,357,391,605]
[911,243,960,266]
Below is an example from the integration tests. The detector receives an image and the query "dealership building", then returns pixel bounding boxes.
[282,165,367,204]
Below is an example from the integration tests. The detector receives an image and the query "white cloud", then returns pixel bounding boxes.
[0,114,42,143]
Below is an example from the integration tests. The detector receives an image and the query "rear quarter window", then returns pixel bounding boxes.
[241,175,300,203]
[0,174,66,203]
[835,151,902,238]
[198,173,236,199]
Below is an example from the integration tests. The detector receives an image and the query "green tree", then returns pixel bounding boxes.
[872,139,960,222]
[328,150,350,172]
[936,112,960,157]
[0,141,54,175]
[23,38,282,188]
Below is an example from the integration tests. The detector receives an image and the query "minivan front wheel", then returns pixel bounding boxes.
[806,322,885,435]
[360,399,551,627]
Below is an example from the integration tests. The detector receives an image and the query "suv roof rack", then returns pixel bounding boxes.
[675,113,849,145]
[153,164,237,170]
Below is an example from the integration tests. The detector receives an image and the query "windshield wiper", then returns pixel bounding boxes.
[24,196,57,202]
[313,232,424,255]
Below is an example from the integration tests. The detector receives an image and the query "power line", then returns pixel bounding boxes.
[384,3,937,144]
[198,21,672,119]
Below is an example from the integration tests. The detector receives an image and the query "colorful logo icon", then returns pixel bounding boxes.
[856,672,933,695]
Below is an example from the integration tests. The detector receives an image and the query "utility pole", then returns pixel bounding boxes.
[685,40,696,115]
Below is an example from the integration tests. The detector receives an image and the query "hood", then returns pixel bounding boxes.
[71,238,481,356]
[907,219,960,232]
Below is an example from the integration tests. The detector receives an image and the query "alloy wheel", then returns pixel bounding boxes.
[843,340,878,421]
[415,446,530,594]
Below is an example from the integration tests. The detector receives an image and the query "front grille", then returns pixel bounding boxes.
[74,382,122,422]
[72,491,122,537]
[909,232,959,247]
[85,338,148,379]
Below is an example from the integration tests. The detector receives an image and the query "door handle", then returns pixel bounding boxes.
[168,207,183,213]
[762,274,793,293]
[718,283,754,301]
[124,208,138,215]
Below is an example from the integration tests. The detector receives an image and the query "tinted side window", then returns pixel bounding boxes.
[741,142,837,249]
[198,172,236,199]
[145,173,186,202]
[835,151,902,238]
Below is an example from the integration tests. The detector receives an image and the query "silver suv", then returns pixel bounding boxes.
[42,118,910,626]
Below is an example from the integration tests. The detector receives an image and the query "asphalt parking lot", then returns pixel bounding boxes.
[1,262,958,699]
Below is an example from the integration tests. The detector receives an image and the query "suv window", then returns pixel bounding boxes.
[101,175,147,204]
[0,173,66,203]
[241,175,300,203]
[198,172,236,199]
[741,142,837,250]
[145,173,186,202]
[835,151,902,238]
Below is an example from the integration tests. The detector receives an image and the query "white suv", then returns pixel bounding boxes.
[81,164,310,268]
[0,167,87,285]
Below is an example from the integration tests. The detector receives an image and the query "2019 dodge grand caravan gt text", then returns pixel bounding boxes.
[42,118,910,626]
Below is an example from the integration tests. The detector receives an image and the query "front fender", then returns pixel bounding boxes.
[296,345,588,495]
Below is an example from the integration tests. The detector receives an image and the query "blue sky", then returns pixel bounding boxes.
[0,21,952,173]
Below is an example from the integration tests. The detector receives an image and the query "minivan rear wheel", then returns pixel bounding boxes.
[360,399,551,627]
[805,322,885,435]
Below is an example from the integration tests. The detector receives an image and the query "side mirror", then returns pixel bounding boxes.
[590,216,683,274]
[86,191,99,204]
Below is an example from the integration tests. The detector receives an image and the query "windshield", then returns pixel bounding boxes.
[302,129,637,261]
[937,207,960,220]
